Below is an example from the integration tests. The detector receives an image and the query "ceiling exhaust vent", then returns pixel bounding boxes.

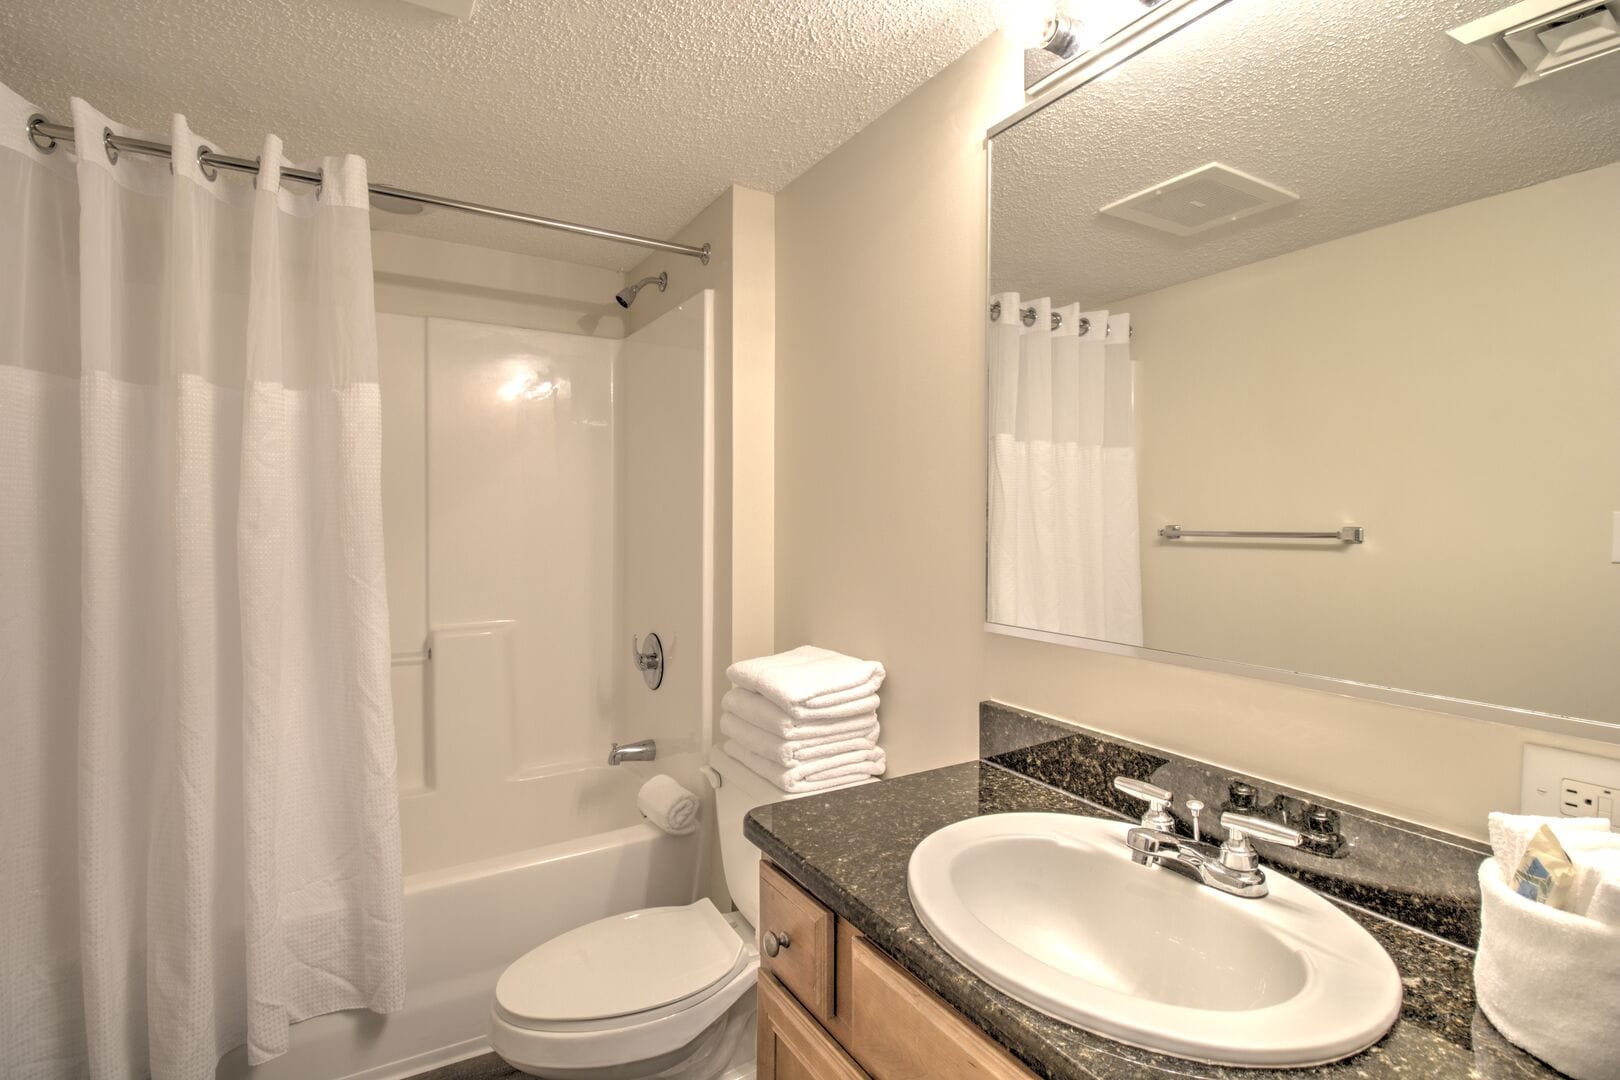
[1450,0,1620,86]
[1098,163,1298,238]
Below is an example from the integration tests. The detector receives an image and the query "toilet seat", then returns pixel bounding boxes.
[489,899,760,1075]
[496,899,746,1027]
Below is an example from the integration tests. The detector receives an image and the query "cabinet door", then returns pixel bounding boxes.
[846,937,1034,1080]
[759,861,837,1021]
[758,971,869,1080]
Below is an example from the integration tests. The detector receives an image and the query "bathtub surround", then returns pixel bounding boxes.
[376,294,714,876]
[1,89,402,1076]
[744,762,1558,1078]
[772,32,1620,841]
[372,231,631,338]
[623,186,778,745]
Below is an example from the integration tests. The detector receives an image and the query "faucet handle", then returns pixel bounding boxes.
[1218,812,1302,872]
[1114,777,1176,832]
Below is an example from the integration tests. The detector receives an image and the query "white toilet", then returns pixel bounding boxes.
[488,746,827,1079]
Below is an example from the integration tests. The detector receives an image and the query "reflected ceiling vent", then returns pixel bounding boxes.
[1450,0,1620,87]
[1098,162,1298,237]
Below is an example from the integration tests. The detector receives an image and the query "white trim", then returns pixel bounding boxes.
[984,621,1620,746]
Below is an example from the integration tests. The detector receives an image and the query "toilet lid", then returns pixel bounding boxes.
[495,898,745,1023]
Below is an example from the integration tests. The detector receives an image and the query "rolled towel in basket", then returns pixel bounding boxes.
[637,775,700,836]
[1487,811,1612,879]
[1475,816,1620,1080]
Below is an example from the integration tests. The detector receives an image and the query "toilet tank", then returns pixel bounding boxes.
[707,746,878,927]
[709,746,785,929]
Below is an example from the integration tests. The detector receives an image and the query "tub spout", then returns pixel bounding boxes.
[608,739,657,766]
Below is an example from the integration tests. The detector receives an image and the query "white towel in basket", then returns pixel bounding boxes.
[1475,846,1620,1079]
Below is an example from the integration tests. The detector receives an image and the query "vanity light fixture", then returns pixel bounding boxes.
[1013,0,1237,105]
[1038,15,1086,58]
[1010,2,1165,59]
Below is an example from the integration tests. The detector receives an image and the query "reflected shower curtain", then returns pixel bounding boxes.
[987,293,1143,644]
[0,86,404,1079]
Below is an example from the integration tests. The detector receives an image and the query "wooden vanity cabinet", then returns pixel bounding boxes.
[758,971,869,1080]
[757,860,1036,1080]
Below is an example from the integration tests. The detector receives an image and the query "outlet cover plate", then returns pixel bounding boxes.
[1522,744,1620,821]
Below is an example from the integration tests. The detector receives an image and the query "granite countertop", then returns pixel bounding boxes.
[744,761,1558,1080]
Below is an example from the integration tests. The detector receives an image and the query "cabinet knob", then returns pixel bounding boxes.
[763,930,790,957]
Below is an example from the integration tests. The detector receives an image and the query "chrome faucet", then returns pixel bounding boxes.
[607,739,657,766]
[1113,776,1303,899]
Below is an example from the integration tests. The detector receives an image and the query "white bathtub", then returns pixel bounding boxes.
[217,821,703,1080]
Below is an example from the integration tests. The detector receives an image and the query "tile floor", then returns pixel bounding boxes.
[405,1052,522,1079]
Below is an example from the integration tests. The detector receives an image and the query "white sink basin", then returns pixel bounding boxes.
[907,813,1402,1068]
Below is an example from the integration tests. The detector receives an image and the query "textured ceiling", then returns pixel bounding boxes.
[1,0,1004,269]
[992,0,1620,307]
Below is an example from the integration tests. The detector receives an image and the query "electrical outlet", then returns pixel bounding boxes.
[1523,745,1620,822]
[1561,779,1616,822]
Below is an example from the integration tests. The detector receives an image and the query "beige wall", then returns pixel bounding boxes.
[772,32,1620,842]
[372,229,629,337]
[626,186,778,730]
[1130,163,1620,725]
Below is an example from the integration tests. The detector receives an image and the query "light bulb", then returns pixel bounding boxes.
[1000,0,1059,50]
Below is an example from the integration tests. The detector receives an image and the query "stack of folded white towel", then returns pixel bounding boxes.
[1474,812,1619,1080]
[721,646,886,794]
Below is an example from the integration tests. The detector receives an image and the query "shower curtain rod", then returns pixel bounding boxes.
[25,115,712,264]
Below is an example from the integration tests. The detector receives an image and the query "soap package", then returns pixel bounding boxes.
[1511,824,1577,908]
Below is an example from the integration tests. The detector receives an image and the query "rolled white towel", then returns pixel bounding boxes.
[722,686,880,732]
[724,741,886,795]
[721,712,879,767]
[1571,847,1620,924]
[637,775,700,836]
[727,646,885,712]
[1487,812,1612,877]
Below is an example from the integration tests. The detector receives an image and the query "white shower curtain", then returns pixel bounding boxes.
[987,292,1143,644]
[0,86,404,1079]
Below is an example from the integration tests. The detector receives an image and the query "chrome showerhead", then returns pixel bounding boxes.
[615,271,668,308]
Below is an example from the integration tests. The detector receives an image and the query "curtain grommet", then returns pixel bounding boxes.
[102,127,119,164]
[26,113,57,153]
[197,145,218,181]
[1075,316,1091,337]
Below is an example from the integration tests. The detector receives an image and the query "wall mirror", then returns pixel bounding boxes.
[986,0,1620,740]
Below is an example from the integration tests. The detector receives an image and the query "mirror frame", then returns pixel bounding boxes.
[982,0,1620,747]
